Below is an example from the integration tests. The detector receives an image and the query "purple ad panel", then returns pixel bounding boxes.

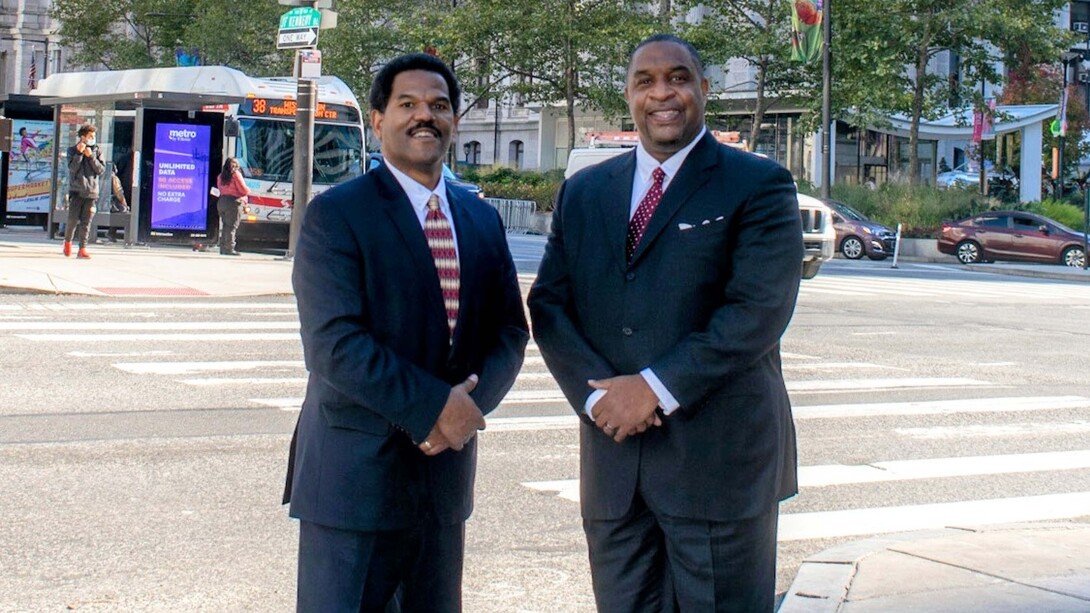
[150,123,211,232]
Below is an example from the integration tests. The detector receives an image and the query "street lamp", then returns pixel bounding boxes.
[1057,51,1082,200]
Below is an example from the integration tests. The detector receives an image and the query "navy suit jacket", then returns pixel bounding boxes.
[285,164,528,531]
[528,132,802,522]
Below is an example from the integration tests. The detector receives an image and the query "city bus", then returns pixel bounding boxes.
[30,65,366,246]
[227,75,366,244]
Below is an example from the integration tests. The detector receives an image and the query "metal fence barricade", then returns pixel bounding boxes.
[485,198,536,234]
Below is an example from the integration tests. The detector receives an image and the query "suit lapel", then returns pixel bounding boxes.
[374,166,448,322]
[628,132,719,267]
[599,151,637,274]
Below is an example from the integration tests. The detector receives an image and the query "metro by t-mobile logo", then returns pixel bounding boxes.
[168,128,198,141]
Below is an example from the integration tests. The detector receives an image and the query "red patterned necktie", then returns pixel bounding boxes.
[424,194,460,336]
[626,167,666,261]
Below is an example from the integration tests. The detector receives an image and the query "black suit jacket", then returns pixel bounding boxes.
[528,132,802,522]
[285,164,528,531]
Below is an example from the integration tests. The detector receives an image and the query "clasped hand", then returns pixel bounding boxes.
[418,374,485,456]
[589,374,662,443]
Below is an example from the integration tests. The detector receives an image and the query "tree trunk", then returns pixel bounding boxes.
[748,60,769,152]
[908,26,933,186]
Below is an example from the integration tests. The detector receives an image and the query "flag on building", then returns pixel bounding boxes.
[790,0,823,64]
[27,51,37,90]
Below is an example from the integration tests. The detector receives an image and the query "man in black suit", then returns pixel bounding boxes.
[528,35,803,612]
[285,53,528,613]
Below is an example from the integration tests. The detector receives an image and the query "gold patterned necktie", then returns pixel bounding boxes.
[424,194,460,336]
[627,167,666,262]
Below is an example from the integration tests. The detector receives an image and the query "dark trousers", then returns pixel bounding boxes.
[297,519,465,613]
[583,492,779,613]
[64,193,97,248]
[217,196,243,253]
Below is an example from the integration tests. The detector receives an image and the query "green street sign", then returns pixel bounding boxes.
[279,7,321,31]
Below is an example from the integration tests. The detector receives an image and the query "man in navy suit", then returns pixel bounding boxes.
[528,35,803,612]
[285,53,528,613]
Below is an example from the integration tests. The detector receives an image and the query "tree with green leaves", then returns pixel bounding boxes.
[51,0,290,74]
[458,0,654,152]
[833,0,1071,185]
[679,0,815,151]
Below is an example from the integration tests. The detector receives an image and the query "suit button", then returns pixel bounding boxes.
[625,272,635,281]
[622,327,633,336]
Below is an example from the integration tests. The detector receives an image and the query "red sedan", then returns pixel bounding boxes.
[937,210,1087,267]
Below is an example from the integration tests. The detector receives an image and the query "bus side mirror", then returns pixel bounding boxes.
[224,116,240,138]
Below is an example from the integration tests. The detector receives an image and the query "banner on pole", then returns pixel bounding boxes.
[790,0,823,64]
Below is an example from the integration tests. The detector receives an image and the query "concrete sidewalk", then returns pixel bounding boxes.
[0,226,293,297]
[779,522,1090,612]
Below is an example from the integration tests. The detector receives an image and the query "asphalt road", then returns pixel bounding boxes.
[1,258,1089,611]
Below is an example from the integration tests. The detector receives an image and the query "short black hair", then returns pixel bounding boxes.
[630,34,704,79]
[77,123,96,137]
[369,53,461,115]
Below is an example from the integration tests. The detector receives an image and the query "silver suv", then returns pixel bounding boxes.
[796,193,836,279]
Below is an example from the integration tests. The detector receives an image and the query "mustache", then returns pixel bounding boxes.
[408,122,441,136]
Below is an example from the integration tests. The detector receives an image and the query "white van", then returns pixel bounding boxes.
[564,147,632,179]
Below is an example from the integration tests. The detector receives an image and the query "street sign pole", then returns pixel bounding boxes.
[277,0,335,260]
[286,71,316,261]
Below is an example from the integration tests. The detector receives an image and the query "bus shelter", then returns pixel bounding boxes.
[0,93,54,228]
[32,67,249,246]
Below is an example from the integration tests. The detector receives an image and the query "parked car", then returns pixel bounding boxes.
[937,210,1087,267]
[366,152,485,198]
[936,162,1017,192]
[824,199,897,260]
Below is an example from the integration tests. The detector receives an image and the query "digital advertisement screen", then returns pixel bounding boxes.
[6,119,54,214]
[150,123,211,232]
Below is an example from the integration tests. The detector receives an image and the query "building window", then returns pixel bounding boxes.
[464,141,481,165]
[508,140,524,169]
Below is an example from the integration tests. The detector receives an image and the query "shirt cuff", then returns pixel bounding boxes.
[640,368,680,415]
[583,389,607,419]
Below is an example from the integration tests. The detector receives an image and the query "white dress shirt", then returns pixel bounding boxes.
[584,127,707,419]
[384,160,459,259]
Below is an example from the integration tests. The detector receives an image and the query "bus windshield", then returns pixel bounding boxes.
[235,118,364,186]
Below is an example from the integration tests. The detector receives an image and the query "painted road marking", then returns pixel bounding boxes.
[18,332,299,342]
[116,360,304,375]
[777,492,1090,541]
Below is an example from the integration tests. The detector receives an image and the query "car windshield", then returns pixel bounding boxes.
[236,118,364,185]
[831,201,867,222]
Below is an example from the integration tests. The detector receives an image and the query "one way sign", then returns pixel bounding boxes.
[278,27,319,49]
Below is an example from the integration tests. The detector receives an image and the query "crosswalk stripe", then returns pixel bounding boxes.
[777,492,1090,541]
[0,301,296,311]
[783,362,905,371]
[793,396,1090,419]
[896,421,1090,439]
[116,360,304,375]
[800,450,1090,486]
[17,332,299,342]
[0,321,298,330]
[181,377,307,386]
[786,377,990,392]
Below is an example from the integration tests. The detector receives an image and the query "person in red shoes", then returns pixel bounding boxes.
[63,124,106,259]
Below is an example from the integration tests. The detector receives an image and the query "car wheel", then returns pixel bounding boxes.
[1062,246,1086,268]
[955,240,983,264]
[840,236,865,260]
[801,260,822,279]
